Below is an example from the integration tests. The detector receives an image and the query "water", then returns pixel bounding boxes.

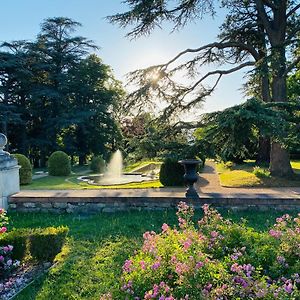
[79,150,157,185]
[105,150,123,179]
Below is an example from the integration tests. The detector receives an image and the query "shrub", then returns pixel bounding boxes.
[0,209,20,279]
[90,156,106,173]
[0,229,28,261]
[12,154,32,185]
[119,203,300,299]
[48,151,71,176]
[159,158,184,186]
[253,166,270,178]
[29,226,69,262]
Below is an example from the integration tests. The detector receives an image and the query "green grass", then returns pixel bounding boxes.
[217,160,300,187]
[8,208,300,300]
[24,176,162,190]
[25,162,163,190]
[123,160,162,172]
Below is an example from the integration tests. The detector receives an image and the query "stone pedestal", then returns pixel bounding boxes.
[0,134,20,209]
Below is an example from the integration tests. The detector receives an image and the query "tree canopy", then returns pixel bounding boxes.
[110,0,300,176]
[0,17,124,166]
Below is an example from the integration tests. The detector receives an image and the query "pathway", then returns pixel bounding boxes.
[13,161,300,200]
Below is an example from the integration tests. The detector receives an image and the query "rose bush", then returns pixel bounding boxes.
[0,209,20,279]
[119,202,300,299]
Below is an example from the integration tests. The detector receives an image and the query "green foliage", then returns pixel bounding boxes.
[90,156,106,173]
[1,18,124,167]
[29,226,69,262]
[48,151,71,176]
[159,158,184,186]
[12,154,32,185]
[120,203,300,299]
[200,98,287,162]
[252,166,270,178]
[0,229,27,261]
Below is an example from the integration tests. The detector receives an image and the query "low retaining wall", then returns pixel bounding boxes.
[8,196,300,213]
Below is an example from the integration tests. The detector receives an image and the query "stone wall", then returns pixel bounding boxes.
[8,196,300,213]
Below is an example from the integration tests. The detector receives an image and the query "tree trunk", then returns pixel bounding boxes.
[256,136,270,165]
[269,47,294,177]
[79,155,86,166]
[269,142,293,177]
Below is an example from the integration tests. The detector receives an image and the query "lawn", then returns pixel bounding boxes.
[217,160,300,187]
[26,161,163,190]
[8,208,299,300]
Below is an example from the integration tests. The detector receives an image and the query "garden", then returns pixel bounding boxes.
[0,205,299,299]
[1,0,300,299]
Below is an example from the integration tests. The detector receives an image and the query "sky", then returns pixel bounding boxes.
[0,0,248,114]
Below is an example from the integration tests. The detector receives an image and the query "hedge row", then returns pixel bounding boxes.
[0,226,68,262]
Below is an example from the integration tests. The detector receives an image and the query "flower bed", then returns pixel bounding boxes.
[119,202,300,299]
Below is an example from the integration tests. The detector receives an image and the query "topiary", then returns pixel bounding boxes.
[29,226,69,262]
[12,154,32,185]
[90,156,106,173]
[159,158,185,186]
[48,151,71,176]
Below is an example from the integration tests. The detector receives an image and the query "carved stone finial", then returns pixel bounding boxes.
[0,133,8,155]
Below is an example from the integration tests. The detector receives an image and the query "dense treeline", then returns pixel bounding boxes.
[0,17,124,166]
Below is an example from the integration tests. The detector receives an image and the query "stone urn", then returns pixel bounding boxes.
[178,159,201,198]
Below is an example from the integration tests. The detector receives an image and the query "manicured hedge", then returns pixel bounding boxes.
[90,156,106,173]
[12,154,32,185]
[29,226,69,262]
[0,229,27,261]
[0,226,69,263]
[159,158,185,186]
[48,151,71,176]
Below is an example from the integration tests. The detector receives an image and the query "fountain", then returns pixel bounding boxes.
[79,150,156,186]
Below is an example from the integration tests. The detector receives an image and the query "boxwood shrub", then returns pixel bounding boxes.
[159,158,185,186]
[12,154,32,185]
[0,229,28,261]
[90,156,106,173]
[29,226,69,262]
[0,226,68,263]
[48,151,71,176]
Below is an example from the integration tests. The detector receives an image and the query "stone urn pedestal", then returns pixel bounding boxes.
[0,134,20,209]
[179,159,201,198]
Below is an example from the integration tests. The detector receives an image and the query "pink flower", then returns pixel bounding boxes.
[0,256,4,262]
[183,239,192,251]
[269,229,282,238]
[0,227,7,233]
[151,261,161,270]
[122,260,133,273]
[195,261,204,269]
[210,231,218,238]
[161,223,169,233]
[284,281,293,293]
[140,260,146,270]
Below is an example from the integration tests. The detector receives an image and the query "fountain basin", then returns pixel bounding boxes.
[78,172,156,186]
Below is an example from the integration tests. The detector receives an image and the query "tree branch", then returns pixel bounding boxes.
[284,56,300,76]
[287,3,300,18]
[254,0,273,38]
[164,42,259,68]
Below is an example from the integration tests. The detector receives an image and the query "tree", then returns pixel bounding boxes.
[62,54,124,164]
[0,17,125,167]
[27,17,96,165]
[198,98,288,163]
[110,0,300,177]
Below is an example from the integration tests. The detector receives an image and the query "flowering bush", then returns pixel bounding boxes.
[0,209,19,278]
[119,202,300,299]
